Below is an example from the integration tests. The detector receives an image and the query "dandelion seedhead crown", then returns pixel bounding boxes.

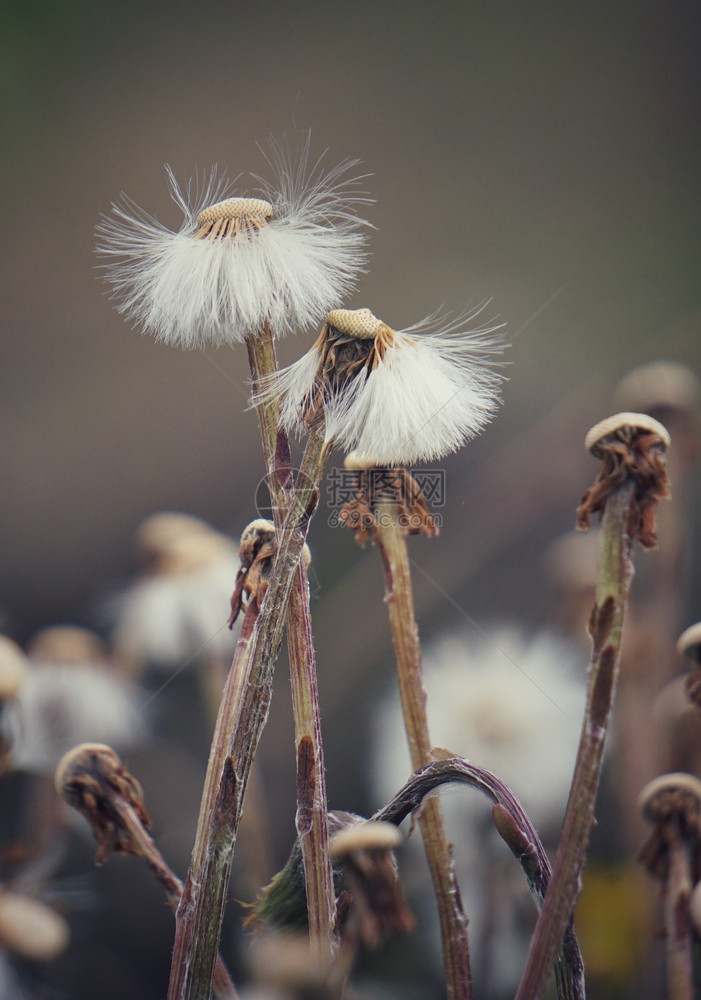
[195,197,273,239]
[326,307,387,341]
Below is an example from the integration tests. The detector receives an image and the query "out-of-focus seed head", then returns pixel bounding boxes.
[0,636,27,701]
[0,891,70,961]
[28,626,107,664]
[678,623,701,665]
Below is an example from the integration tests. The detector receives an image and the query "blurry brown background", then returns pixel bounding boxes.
[2,1,701,996]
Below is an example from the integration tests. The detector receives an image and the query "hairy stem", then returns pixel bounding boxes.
[375,502,472,1000]
[247,327,337,960]
[168,427,327,1000]
[515,481,636,1000]
[374,756,585,1000]
[111,792,238,999]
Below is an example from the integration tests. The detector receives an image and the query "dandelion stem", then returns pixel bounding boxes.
[374,501,472,1000]
[374,756,585,1000]
[515,479,638,1000]
[110,794,239,1000]
[168,421,329,1000]
[663,821,694,1000]
[247,325,337,960]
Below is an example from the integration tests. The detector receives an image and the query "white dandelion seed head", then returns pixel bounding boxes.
[374,625,585,826]
[112,515,240,671]
[10,657,146,775]
[372,625,586,995]
[96,136,371,348]
[262,306,506,465]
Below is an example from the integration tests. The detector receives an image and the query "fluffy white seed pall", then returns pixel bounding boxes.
[261,306,505,464]
[96,137,371,347]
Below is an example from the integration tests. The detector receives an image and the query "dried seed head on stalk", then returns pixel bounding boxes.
[638,772,701,882]
[97,136,371,347]
[247,811,414,949]
[55,743,151,863]
[577,412,671,548]
[12,632,145,773]
[339,451,439,544]
[257,306,505,464]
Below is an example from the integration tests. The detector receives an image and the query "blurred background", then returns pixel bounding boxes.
[1,1,701,997]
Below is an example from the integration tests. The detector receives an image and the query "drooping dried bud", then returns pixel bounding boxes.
[229,519,310,625]
[55,743,151,863]
[229,520,277,625]
[0,891,70,961]
[577,412,671,548]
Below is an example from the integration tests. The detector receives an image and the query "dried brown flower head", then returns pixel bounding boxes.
[577,412,671,548]
[638,772,701,882]
[55,743,151,863]
[339,452,439,545]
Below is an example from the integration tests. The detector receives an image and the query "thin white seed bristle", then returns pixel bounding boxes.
[326,307,385,340]
[677,622,701,659]
[329,820,403,857]
[584,411,671,455]
[638,772,701,821]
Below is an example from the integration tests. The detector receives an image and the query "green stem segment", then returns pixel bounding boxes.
[168,426,328,1000]
[515,481,636,1000]
[375,501,472,1000]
